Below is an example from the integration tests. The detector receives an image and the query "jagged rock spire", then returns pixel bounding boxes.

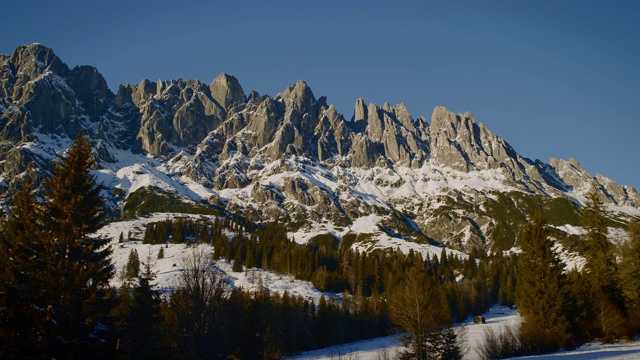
[209,73,245,110]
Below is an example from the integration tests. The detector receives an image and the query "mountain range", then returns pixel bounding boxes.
[1,43,638,254]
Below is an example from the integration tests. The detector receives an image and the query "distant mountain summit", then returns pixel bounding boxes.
[1,43,638,252]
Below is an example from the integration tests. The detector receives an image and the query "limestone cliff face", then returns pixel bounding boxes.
[0,44,112,141]
[0,44,559,197]
[119,78,227,156]
[550,158,640,207]
[0,43,117,191]
[345,100,429,168]
[209,73,245,111]
[1,43,639,253]
[429,106,548,191]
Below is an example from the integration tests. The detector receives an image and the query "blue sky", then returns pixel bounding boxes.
[2,1,639,190]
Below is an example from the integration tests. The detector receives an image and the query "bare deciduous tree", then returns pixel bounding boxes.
[163,245,234,359]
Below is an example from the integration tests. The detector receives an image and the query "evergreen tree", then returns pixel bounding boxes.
[111,279,133,356]
[425,327,464,360]
[40,134,115,356]
[1,135,114,358]
[620,219,640,334]
[125,249,141,279]
[0,182,49,357]
[582,190,627,340]
[157,246,165,259]
[516,212,573,351]
[233,249,244,272]
[127,253,163,359]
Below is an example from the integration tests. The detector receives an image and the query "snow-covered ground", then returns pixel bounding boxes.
[289,213,468,261]
[101,214,338,303]
[101,212,460,298]
[288,305,640,360]
[101,214,640,360]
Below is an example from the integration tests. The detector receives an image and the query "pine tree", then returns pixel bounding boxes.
[40,134,115,356]
[125,249,141,279]
[619,219,640,334]
[1,135,114,357]
[516,212,573,351]
[157,246,165,259]
[425,327,464,360]
[0,182,49,357]
[112,279,133,356]
[127,252,162,359]
[582,190,627,340]
[233,249,244,272]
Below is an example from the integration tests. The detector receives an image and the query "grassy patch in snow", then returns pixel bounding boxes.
[121,186,219,219]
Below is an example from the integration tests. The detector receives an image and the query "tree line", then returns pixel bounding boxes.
[142,214,515,321]
[115,245,390,359]
[140,209,523,359]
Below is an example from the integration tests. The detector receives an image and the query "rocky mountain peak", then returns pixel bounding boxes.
[393,102,415,131]
[430,106,460,135]
[209,73,245,111]
[353,98,367,123]
[548,157,640,206]
[1,43,639,255]
[68,65,113,121]
[9,43,68,79]
[0,44,118,142]
[277,80,316,111]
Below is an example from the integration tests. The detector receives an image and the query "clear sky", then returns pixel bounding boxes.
[1,0,639,190]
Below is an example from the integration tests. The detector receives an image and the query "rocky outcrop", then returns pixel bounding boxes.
[68,65,113,121]
[549,158,594,193]
[345,99,430,168]
[210,73,245,111]
[132,78,225,156]
[429,106,548,191]
[244,97,285,150]
[349,133,382,168]
[550,157,640,207]
[595,174,640,207]
[1,43,639,253]
[0,44,117,144]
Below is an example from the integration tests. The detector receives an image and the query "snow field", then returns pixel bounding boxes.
[288,305,640,360]
[102,214,336,304]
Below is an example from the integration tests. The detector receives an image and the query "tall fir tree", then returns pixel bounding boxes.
[0,181,49,357]
[1,135,115,357]
[123,252,163,359]
[516,212,573,351]
[125,248,141,279]
[619,219,640,334]
[582,190,627,339]
[40,134,115,356]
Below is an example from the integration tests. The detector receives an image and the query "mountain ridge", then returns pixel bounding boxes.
[1,43,638,253]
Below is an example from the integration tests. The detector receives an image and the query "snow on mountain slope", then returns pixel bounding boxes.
[2,43,639,256]
[99,213,337,304]
[85,139,637,257]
